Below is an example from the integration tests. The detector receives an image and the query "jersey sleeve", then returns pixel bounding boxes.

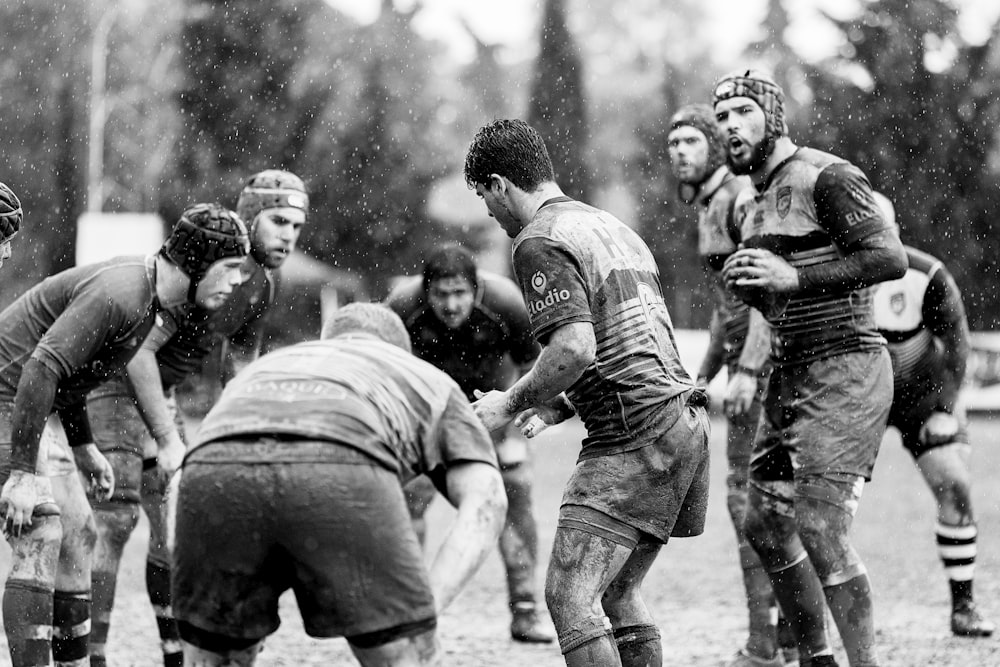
[813,163,893,248]
[423,386,499,482]
[141,307,183,353]
[923,261,967,338]
[32,284,120,379]
[513,236,592,341]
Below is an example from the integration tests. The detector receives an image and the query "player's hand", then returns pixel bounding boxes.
[724,372,758,418]
[513,405,566,439]
[0,470,37,537]
[471,389,516,433]
[156,431,186,483]
[73,443,115,502]
[919,411,960,447]
[723,248,799,293]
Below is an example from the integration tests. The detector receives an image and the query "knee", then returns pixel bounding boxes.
[7,515,62,580]
[600,581,640,619]
[94,505,141,553]
[726,484,749,532]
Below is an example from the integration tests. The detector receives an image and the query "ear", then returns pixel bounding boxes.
[487,173,507,194]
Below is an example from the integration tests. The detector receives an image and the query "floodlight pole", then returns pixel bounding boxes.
[87,5,118,214]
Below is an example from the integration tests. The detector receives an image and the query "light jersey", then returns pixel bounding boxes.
[0,256,158,409]
[512,197,692,455]
[735,147,893,366]
[386,271,540,401]
[138,261,275,390]
[190,337,497,483]
[872,245,966,394]
[695,167,754,366]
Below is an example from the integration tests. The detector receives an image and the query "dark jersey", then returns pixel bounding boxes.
[386,271,540,401]
[134,261,274,390]
[695,167,754,366]
[191,337,497,484]
[0,256,157,408]
[736,147,893,366]
[873,246,967,399]
[512,197,692,455]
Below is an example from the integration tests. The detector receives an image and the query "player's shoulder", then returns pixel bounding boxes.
[384,275,425,317]
[903,245,947,278]
[477,271,524,308]
[75,256,154,305]
[716,171,752,203]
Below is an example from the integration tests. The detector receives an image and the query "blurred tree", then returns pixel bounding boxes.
[527,0,592,201]
[797,0,1000,328]
[0,0,90,295]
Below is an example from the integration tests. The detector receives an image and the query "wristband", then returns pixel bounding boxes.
[735,364,765,379]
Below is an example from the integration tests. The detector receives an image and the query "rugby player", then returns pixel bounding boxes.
[87,170,308,667]
[667,104,794,667]
[871,192,994,638]
[0,202,249,667]
[465,118,710,667]
[170,303,507,667]
[386,243,554,643]
[716,70,907,667]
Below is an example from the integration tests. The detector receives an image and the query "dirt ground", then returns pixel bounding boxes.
[3,414,1000,666]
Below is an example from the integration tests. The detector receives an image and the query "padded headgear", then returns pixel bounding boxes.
[236,169,308,231]
[162,203,250,284]
[669,103,727,180]
[712,69,788,139]
[0,182,23,243]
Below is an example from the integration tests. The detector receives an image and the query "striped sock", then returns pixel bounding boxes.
[3,580,53,667]
[937,522,977,607]
[147,561,183,665]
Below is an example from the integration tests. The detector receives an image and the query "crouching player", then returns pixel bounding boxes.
[170,303,507,666]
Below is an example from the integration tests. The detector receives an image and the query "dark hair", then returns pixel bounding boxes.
[422,244,478,293]
[464,119,556,192]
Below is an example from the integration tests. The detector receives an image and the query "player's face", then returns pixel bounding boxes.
[194,257,246,310]
[427,275,475,329]
[251,206,306,269]
[475,180,520,238]
[0,241,11,269]
[667,126,711,184]
[714,97,769,175]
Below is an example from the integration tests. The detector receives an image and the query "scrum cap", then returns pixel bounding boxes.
[669,103,727,177]
[712,69,787,139]
[0,182,23,243]
[236,170,308,229]
[162,203,250,283]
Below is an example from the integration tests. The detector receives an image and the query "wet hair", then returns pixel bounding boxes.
[464,119,556,192]
[422,244,478,293]
[321,303,412,353]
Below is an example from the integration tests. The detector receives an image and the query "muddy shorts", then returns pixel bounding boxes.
[87,378,181,505]
[559,399,710,543]
[0,406,70,518]
[172,439,436,643]
[750,348,892,482]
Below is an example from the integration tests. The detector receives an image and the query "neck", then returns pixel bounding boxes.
[522,182,567,221]
[751,136,797,188]
[154,255,192,309]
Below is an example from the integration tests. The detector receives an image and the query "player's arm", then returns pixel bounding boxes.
[428,459,507,612]
[473,321,594,432]
[56,397,115,502]
[925,263,971,413]
[725,308,771,417]
[125,349,186,478]
[697,306,726,387]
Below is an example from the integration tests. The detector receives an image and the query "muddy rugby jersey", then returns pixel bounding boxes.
[736,148,893,366]
[512,197,692,455]
[0,256,158,408]
[191,337,496,481]
[387,271,539,400]
[696,167,754,366]
[873,246,966,399]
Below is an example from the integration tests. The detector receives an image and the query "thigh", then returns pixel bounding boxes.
[546,521,637,614]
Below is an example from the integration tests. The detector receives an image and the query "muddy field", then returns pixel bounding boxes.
[3,414,1000,666]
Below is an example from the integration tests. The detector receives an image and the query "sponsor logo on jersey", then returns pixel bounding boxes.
[890,291,905,315]
[527,288,571,316]
[776,186,792,219]
[530,271,548,294]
